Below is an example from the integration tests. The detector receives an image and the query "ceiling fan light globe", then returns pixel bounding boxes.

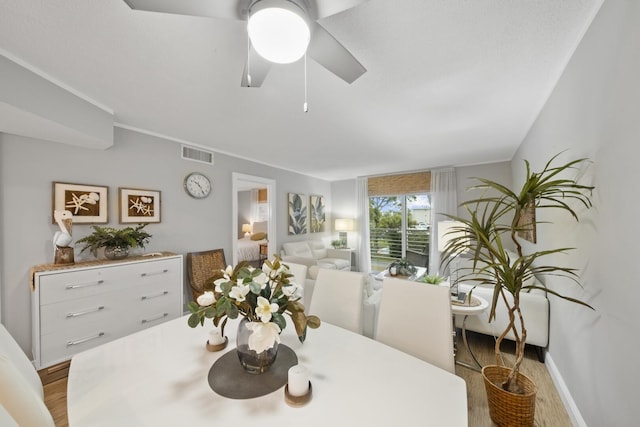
[248,5,310,64]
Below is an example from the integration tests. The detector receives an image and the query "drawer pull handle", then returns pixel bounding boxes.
[66,306,105,318]
[141,313,169,324]
[67,332,105,347]
[140,269,169,277]
[141,291,169,300]
[66,280,104,290]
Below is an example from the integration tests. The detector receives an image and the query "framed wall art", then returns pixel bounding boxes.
[288,192,307,235]
[309,194,325,233]
[119,187,161,223]
[52,182,108,224]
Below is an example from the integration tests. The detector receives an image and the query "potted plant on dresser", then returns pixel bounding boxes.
[76,224,152,260]
[441,154,594,427]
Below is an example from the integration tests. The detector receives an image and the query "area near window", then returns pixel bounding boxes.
[367,172,431,272]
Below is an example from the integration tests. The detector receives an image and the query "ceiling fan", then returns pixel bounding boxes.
[123,0,368,87]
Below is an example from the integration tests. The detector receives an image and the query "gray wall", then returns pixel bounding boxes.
[455,162,512,213]
[330,179,357,247]
[0,127,332,353]
[514,0,637,424]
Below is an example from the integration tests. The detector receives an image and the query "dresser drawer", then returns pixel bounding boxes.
[38,265,131,305]
[39,292,122,335]
[38,257,182,305]
[134,257,182,281]
[32,255,184,369]
[40,323,127,368]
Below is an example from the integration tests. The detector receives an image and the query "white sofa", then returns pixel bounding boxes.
[455,284,549,348]
[0,323,55,426]
[281,240,351,280]
[453,254,550,361]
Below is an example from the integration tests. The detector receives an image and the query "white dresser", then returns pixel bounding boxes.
[31,254,183,369]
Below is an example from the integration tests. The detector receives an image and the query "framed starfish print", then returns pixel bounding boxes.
[119,187,161,224]
[52,182,108,224]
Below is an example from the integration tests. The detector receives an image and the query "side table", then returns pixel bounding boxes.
[451,294,489,372]
[335,248,357,271]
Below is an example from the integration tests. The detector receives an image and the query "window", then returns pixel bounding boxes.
[369,194,431,272]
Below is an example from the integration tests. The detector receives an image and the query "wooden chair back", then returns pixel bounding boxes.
[186,249,227,300]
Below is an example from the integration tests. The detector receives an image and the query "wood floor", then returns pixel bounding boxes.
[43,376,69,427]
[455,332,572,427]
[43,331,572,427]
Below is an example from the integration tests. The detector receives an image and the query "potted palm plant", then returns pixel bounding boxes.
[76,224,152,260]
[441,154,593,426]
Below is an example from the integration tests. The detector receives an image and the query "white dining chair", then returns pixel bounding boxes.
[308,269,366,334]
[376,278,455,373]
[282,262,310,309]
[0,324,55,426]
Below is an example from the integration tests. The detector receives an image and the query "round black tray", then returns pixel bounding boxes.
[208,344,298,399]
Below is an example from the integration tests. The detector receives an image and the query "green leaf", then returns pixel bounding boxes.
[187,313,200,328]
[249,281,262,294]
[227,304,239,319]
[204,306,216,318]
[187,301,200,313]
[272,313,286,331]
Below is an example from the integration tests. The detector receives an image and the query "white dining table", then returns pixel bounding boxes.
[67,315,468,426]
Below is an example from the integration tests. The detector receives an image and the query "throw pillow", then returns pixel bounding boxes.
[251,232,266,241]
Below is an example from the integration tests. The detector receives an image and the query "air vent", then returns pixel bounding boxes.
[181,144,214,165]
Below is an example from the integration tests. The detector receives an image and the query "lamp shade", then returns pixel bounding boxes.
[437,221,467,253]
[248,0,310,64]
[242,223,252,233]
[334,218,354,232]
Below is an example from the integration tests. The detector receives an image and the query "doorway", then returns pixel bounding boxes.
[231,173,276,266]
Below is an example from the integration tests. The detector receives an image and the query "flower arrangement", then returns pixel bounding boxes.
[187,256,321,353]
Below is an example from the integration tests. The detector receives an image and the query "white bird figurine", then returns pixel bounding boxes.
[53,210,73,249]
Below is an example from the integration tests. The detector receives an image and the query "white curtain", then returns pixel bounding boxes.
[428,168,458,275]
[356,177,372,274]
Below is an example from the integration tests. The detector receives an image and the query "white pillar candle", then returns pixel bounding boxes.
[288,364,310,397]
[209,329,225,345]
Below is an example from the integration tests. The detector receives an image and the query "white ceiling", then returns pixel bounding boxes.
[0,0,602,181]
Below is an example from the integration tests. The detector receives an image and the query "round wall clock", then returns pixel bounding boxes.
[184,172,212,199]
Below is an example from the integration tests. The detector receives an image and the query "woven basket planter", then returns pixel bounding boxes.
[482,365,537,427]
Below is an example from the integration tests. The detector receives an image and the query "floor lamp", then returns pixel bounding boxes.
[437,220,467,296]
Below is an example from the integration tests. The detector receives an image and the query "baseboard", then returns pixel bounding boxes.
[545,352,587,427]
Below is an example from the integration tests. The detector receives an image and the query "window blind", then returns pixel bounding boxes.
[367,172,431,196]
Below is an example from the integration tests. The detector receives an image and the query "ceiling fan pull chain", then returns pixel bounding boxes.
[247,28,252,87]
[303,52,308,113]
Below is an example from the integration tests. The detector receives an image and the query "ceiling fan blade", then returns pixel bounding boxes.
[123,0,245,20]
[240,49,272,88]
[313,0,370,19]
[307,22,366,84]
